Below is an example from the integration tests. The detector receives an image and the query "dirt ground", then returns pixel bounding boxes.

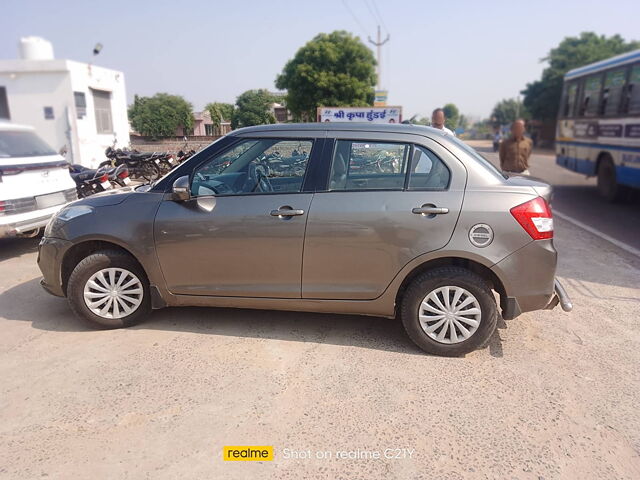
[1,216,639,479]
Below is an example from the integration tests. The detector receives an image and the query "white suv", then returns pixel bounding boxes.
[0,122,77,238]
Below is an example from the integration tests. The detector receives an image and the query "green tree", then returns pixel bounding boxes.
[231,89,276,129]
[205,102,234,129]
[442,103,460,131]
[276,31,377,121]
[408,115,430,125]
[491,98,529,126]
[128,93,193,138]
[522,32,640,121]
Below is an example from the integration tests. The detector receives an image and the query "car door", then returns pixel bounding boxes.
[154,136,320,298]
[302,133,466,300]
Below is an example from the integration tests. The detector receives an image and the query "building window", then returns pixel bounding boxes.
[74,92,87,118]
[44,106,54,119]
[205,124,214,136]
[92,89,113,134]
[0,87,10,120]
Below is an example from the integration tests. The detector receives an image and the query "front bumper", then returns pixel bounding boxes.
[37,236,73,297]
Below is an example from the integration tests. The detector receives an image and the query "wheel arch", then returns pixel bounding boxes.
[60,239,146,296]
[393,256,507,314]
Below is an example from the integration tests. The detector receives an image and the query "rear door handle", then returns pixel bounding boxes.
[270,207,305,217]
[412,206,449,215]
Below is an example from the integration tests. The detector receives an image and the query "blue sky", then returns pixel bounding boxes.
[3,0,639,119]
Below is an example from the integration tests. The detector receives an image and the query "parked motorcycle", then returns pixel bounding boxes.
[69,165,113,198]
[69,163,132,198]
[100,147,164,182]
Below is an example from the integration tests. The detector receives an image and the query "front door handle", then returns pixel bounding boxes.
[270,207,305,217]
[412,206,449,215]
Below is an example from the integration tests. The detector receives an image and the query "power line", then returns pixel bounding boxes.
[341,0,369,37]
[370,0,389,34]
[363,0,379,28]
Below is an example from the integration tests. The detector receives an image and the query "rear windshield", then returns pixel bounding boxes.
[0,130,57,159]
[448,136,507,179]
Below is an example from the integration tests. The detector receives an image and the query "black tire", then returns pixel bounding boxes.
[597,156,624,202]
[138,162,160,181]
[67,250,152,329]
[400,267,497,357]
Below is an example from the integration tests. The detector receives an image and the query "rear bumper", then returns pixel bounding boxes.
[0,204,65,238]
[491,239,558,319]
[37,236,73,297]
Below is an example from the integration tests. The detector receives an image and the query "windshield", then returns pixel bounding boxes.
[0,130,57,159]
[448,135,507,179]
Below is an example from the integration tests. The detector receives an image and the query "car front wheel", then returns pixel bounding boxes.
[400,267,497,356]
[67,250,152,328]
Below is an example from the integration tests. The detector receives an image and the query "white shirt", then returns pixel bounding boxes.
[434,125,455,136]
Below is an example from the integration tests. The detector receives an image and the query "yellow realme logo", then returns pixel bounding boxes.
[223,446,274,461]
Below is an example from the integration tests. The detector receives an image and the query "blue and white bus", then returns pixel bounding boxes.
[556,49,640,201]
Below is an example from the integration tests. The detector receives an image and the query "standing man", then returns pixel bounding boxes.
[499,119,532,175]
[431,108,455,136]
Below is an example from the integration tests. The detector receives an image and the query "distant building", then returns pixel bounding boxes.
[175,110,231,137]
[270,102,291,123]
[0,37,130,167]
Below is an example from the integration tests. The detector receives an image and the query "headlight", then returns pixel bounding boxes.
[44,205,94,237]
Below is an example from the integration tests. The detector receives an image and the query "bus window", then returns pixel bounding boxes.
[579,74,603,117]
[601,68,627,116]
[562,82,578,117]
[624,64,640,115]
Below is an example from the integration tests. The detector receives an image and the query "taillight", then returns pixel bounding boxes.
[510,197,553,240]
[0,201,5,214]
[117,169,129,179]
[99,173,109,183]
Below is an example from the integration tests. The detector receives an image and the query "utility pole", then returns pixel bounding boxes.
[368,25,389,90]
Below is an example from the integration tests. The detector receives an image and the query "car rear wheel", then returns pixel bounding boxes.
[400,267,497,356]
[67,250,151,328]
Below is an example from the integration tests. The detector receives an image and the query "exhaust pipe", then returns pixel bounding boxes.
[554,278,573,312]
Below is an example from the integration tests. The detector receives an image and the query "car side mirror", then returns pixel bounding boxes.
[172,175,191,201]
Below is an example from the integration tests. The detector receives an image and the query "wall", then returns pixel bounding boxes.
[68,61,130,167]
[0,59,130,168]
[130,135,220,154]
[0,60,73,154]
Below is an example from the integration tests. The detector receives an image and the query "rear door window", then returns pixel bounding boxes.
[408,145,450,190]
[328,140,410,191]
[0,130,57,158]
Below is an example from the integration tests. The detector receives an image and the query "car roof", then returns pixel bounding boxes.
[229,122,452,139]
[0,121,36,132]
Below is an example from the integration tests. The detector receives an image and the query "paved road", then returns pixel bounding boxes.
[468,140,640,250]
[1,214,639,477]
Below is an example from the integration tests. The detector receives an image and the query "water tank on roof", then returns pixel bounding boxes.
[19,36,54,60]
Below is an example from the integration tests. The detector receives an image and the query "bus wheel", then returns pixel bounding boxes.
[597,156,623,203]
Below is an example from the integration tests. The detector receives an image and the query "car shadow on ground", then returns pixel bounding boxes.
[0,236,41,262]
[0,277,506,358]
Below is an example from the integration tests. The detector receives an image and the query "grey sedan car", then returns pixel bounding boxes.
[38,124,571,356]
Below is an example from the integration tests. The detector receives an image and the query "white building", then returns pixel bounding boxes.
[0,37,130,167]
